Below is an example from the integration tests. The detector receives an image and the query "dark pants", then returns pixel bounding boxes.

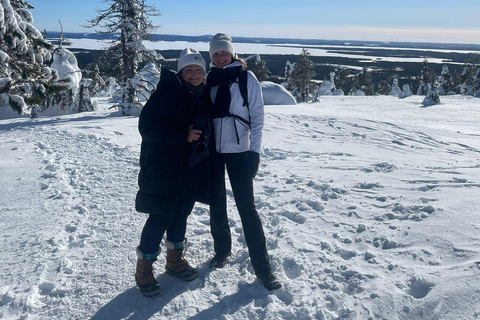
[210,152,272,277]
[139,199,195,255]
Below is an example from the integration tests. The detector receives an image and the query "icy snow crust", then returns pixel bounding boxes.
[1,95,480,319]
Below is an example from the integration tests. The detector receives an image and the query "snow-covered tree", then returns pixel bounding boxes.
[318,72,335,96]
[82,63,106,97]
[349,70,360,96]
[459,58,480,96]
[468,66,480,97]
[376,77,392,96]
[41,46,81,112]
[389,78,402,96]
[399,84,412,99]
[74,78,97,113]
[138,61,160,102]
[86,0,162,115]
[0,0,66,115]
[417,59,435,95]
[422,83,441,107]
[282,60,294,91]
[358,67,374,96]
[350,68,373,96]
[333,66,347,93]
[288,48,317,102]
[438,65,452,95]
[245,54,271,82]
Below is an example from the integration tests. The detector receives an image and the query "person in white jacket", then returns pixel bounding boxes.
[206,33,281,291]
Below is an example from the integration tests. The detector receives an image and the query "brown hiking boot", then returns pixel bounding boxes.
[165,240,199,281]
[135,247,161,297]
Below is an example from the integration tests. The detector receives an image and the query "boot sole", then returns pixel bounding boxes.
[135,277,161,297]
[165,266,200,281]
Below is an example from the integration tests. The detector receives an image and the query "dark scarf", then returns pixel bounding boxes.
[180,76,205,97]
[207,66,243,119]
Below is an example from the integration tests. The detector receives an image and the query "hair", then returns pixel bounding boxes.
[232,57,247,70]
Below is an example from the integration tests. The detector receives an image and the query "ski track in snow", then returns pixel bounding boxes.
[1,96,480,319]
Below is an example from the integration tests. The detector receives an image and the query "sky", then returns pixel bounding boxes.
[27,0,480,44]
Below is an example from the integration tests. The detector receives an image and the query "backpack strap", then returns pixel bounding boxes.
[238,70,249,108]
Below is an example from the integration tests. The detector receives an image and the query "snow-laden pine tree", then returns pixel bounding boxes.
[318,72,335,96]
[389,78,402,96]
[245,54,271,82]
[399,84,412,99]
[0,0,65,116]
[459,58,479,96]
[349,68,373,96]
[288,48,317,102]
[417,59,436,95]
[438,65,452,95]
[469,66,480,97]
[422,82,441,107]
[358,67,374,96]
[86,0,162,116]
[333,66,347,93]
[282,60,294,91]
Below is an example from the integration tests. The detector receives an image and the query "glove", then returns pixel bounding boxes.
[248,151,260,178]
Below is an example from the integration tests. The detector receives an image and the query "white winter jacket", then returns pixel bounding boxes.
[208,61,264,154]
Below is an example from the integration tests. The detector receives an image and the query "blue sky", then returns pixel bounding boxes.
[28,0,480,44]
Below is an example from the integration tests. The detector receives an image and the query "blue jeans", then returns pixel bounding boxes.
[139,199,195,255]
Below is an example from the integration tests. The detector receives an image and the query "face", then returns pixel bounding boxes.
[212,50,232,68]
[181,65,205,86]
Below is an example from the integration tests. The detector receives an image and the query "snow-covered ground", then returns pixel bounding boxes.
[1,95,480,320]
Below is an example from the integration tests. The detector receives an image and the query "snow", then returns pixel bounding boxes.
[51,49,82,92]
[1,95,479,319]
[261,81,296,105]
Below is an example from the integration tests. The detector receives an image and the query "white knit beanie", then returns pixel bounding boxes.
[209,33,236,60]
[177,48,206,73]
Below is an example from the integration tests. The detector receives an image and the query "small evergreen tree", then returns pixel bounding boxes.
[451,69,462,94]
[282,60,294,91]
[333,66,348,92]
[376,76,393,95]
[245,54,271,81]
[459,58,479,95]
[288,48,317,102]
[438,65,452,95]
[359,67,374,95]
[417,59,435,95]
[318,72,336,96]
[349,71,360,96]
[86,0,162,115]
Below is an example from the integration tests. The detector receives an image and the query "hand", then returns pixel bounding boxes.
[187,125,202,143]
[248,151,260,178]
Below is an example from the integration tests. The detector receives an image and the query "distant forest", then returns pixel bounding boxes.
[71,46,478,95]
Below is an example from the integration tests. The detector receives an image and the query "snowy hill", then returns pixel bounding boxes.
[1,95,479,319]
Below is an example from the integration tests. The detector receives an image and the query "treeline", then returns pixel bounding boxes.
[242,49,480,102]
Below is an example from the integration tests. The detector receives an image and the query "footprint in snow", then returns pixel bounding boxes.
[282,257,302,279]
[280,210,306,224]
[406,277,434,299]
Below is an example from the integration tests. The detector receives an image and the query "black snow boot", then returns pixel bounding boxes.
[258,273,282,291]
[209,252,231,268]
